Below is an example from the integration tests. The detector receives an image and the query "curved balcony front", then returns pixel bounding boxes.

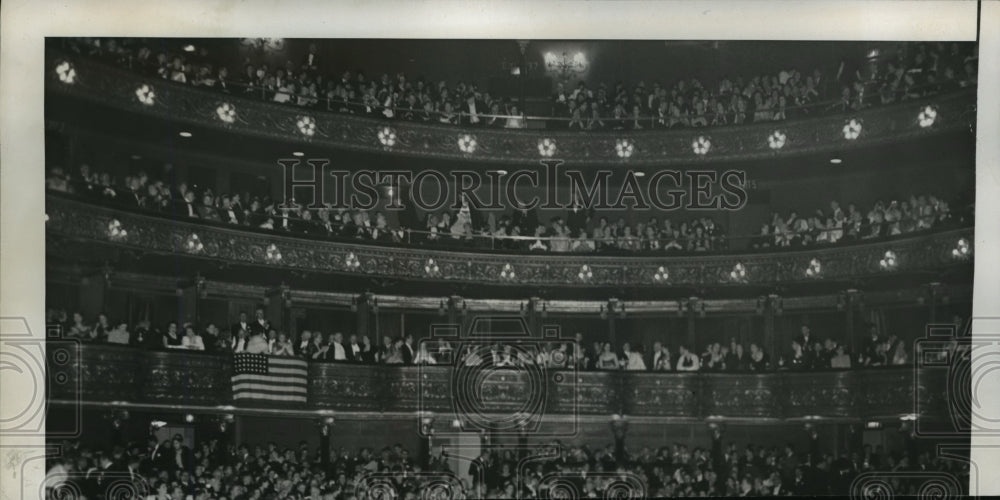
[46,50,977,166]
[46,194,973,289]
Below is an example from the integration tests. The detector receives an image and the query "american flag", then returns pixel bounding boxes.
[231,353,308,404]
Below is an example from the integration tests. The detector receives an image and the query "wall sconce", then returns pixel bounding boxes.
[544,50,588,80]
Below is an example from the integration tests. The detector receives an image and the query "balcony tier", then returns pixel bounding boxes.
[46,194,973,288]
[46,50,977,166]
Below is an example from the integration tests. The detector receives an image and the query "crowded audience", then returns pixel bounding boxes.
[56,38,976,129]
[49,303,958,374]
[44,425,966,499]
[46,162,964,255]
[551,42,977,130]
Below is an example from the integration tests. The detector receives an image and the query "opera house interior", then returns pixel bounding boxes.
[42,37,976,499]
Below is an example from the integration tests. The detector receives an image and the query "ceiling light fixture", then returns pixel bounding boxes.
[178,131,193,138]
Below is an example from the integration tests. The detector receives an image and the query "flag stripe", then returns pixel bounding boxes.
[234,393,307,402]
[233,382,307,394]
[231,374,308,385]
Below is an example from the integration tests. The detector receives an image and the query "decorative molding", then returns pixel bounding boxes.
[47,50,977,166]
[47,194,973,289]
[52,344,955,420]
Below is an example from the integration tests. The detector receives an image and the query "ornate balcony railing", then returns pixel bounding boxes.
[46,50,977,166]
[46,194,973,288]
[48,343,955,421]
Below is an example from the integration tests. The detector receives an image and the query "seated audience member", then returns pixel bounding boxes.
[402,334,416,365]
[310,333,329,360]
[162,322,183,349]
[297,330,313,357]
[232,328,249,353]
[132,320,159,350]
[788,340,809,369]
[891,339,909,366]
[623,343,647,371]
[272,331,295,356]
[359,335,376,363]
[748,343,769,371]
[328,332,348,361]
[91,313,112,343]
[596,343,619,370]
[203,323,224,352]
[726,341,748,371]
[496,345,518,367]
[345,334,363,362]
[106,321,130,345]
[830,344,852,369]
[414,342,437,365]
[676,345,701,371]
[245,330,270,354]
[66,312,91,341]
[182,324,205,351]
[700,343,726,371]
[384,338,406,364]
[651,342,672,371]
[375,335,392,363]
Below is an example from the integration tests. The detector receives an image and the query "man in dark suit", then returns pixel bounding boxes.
[795,325,814,348]
[169,435,194,472]
[231,312,250,338]
[565,193,593,236]
[862,323,882,364]
[248,308,269,338]
[173,190,199,218]
[346,334,363,362]
[219,195,243,225]
[124,177,145,208]
[401,334,415,364]
[510,200,538,237]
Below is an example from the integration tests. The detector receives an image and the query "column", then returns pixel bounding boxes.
[763,297,777,363]
[686,303,697,349]
[78,273,107,320]
[177,283,199,326]
[265,285,289,334]
[355,293,371,339]
[845,291,860,356]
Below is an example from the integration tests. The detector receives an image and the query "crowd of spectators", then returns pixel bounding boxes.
[50,303,958,374]
[45,426,965,499]
[551,42,976,130]
[751,198,954,249]
[57,38,976,130]
[46,162,964,255]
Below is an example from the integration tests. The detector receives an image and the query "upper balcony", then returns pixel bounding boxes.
[46,49,978,167]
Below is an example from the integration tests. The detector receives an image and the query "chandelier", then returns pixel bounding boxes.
[544,51,588,79]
